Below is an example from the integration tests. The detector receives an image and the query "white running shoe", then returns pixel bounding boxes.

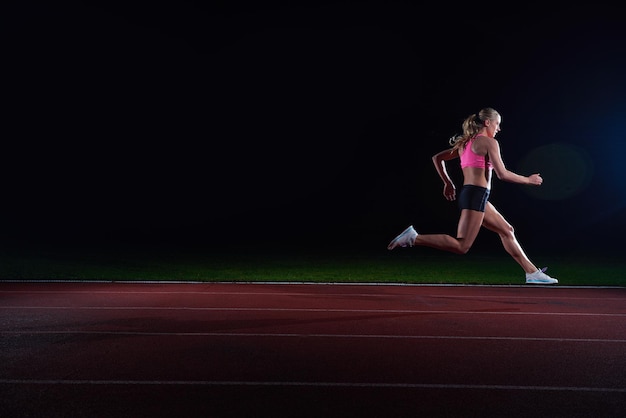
[525,267,558,284]
[387,225,418,250]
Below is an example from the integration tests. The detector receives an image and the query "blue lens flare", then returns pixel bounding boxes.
[517,143,594,201]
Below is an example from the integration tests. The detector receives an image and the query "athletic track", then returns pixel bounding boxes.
[1,282,625,417]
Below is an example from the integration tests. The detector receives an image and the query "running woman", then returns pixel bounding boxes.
[387,107,558,284]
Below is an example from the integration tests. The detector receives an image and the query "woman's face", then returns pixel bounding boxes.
[485,114,502,137]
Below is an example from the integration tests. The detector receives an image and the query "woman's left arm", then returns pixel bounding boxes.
[487,138,542,186]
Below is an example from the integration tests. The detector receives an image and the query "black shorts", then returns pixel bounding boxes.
[458,185,490,212]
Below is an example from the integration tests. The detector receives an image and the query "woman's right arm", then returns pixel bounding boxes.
[432,148,459,201]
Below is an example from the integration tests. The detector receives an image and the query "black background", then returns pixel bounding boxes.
[4,1,626,254]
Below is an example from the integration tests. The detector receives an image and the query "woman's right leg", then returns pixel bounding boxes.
[413,209,484,254]
[481,202,537,273]
[481,202,558,283]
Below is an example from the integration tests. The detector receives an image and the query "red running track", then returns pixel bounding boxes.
[1,282,625,417]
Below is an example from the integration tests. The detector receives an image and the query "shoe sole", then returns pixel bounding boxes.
[526,280,558,284]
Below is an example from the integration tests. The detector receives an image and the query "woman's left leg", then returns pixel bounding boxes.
[481,202,537,273]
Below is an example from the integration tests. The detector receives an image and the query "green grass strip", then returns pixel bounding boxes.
[1,248,624,286]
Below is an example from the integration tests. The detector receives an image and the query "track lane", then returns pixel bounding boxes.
[1,282,624,417]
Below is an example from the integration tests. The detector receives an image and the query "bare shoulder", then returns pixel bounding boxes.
[475,134,496,144]
[473,135,497,154]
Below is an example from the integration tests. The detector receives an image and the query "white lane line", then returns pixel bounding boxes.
[0,379,624,392]
[2,331,625,343]
[1,306,625,316]
[1,280,624,290]
[1,290,624,301]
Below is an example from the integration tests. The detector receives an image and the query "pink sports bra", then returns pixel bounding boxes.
[460,136,493,170]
